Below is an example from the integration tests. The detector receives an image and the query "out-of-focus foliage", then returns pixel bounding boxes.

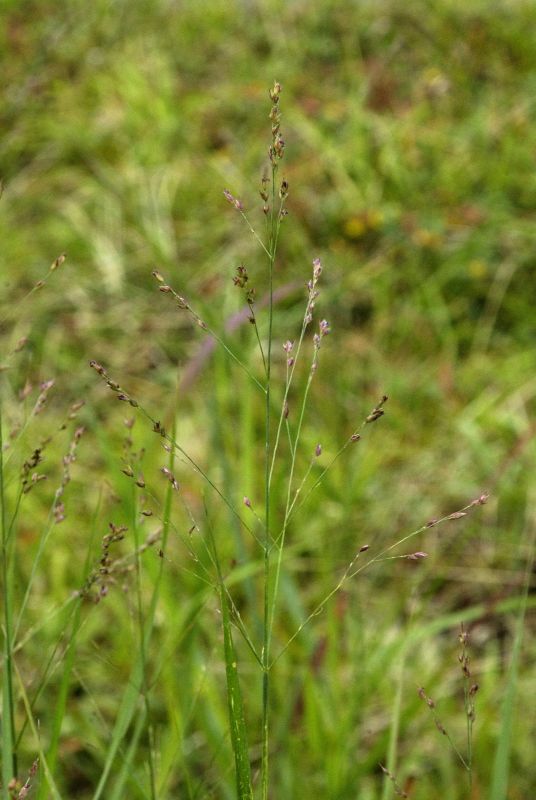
[1,1,534,798]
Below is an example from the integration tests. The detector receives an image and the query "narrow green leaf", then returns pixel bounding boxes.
[490,530,535,800]
[108,707,148,800]
[91,655,145,800]
[14,661,63,800]
[1,404,16,797]
[219,582,254,800]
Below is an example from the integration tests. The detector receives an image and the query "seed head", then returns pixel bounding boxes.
[50,253,66,271]
[269,81,282,102]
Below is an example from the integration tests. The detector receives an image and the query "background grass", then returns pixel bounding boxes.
[1,1,535,798]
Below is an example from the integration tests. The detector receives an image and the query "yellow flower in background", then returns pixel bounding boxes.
[412,228,442,249]
[468,259,488,279]
[343,209,384,239]
[344,216,367,239]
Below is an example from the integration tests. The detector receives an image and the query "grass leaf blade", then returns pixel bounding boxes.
[219,582,254,800]
[490,517,535,800]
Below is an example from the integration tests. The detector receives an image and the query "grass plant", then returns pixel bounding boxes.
[1,3,535,798]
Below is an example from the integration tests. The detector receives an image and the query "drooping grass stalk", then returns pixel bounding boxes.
[96,417,180,800]
[266,395,383,672]
[1,403,17,795]
[152,271,266,395]
[92,397,228,799]
[272,494,489,667]
[86,373,262,793]
[285,421,365,523]
[0,254,66,333]
[89,360,263,548]
[269,395,386,553]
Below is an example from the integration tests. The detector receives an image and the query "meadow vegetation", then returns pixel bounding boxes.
[1,1,535,798]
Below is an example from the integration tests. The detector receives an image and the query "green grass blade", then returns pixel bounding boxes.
[34,602,82,799]
[219,579,254,800]
[490,517,535,800]
[91,560,163,800]
[208,510,253,800]
[381,645,407,800]
[108,706,148,800]
[91,652,145,800]
[1,403,16,796]
[37,498,100,798]
[93,429,184,800]
[1,659,16,799]
[14,660,63,800]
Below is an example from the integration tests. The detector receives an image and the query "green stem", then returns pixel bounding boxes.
[1,403,17,793]
[131,485,156,800]
[261,159,278,800]
[268,359,316,642]
[238,208,272,259]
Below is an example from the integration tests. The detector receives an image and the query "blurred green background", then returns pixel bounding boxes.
[1,1,535,798]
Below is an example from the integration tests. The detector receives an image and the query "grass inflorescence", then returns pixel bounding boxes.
[2,5,536,796]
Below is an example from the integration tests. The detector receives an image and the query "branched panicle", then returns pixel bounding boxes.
[265,81,289,222]
[418,624,480,785]
[80,522,128,603]
[268,81,284,166]
[21,448,44,494]
[79,520,161,604]
[53,425,85,523]
[459,622,478,768]
[304,258,322,325]
[75,80,492,800]
[233,264,257,312]
[18,398,86,504]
